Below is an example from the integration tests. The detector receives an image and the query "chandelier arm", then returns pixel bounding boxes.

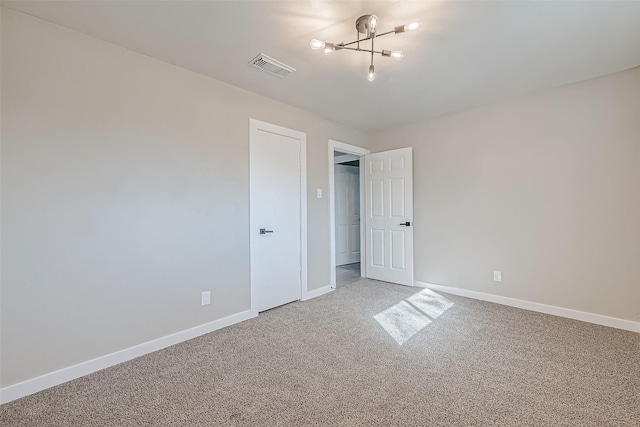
[336,47,385,55]
[340,32,394,48]
[371,33,375,66]
[375,30,395,37]
[342,39,365,48]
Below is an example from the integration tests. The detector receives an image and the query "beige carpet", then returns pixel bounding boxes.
[1,279,639,426]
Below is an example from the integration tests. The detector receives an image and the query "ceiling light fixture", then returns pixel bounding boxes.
[310,14,421,81]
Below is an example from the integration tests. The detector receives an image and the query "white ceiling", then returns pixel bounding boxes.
[4,1,640,131]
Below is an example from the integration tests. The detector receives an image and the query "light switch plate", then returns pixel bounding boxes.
[316,189,323,198]
[201,291,211,306]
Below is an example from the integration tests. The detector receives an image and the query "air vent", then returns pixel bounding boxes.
[249,53,296,78]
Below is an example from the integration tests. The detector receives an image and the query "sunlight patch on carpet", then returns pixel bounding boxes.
[373,301,432,345]
[374,288,453,345]
[406,288,454,319]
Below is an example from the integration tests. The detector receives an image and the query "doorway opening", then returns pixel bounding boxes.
[334,153,360,287]
[329,140,370,289]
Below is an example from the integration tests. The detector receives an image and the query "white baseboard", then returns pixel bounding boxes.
[414,281,639,333]
[0,310,255,405]
[302,285,334,301]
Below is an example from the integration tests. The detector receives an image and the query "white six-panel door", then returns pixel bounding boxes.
[335,164,360,266]
[364,147,414,286]
[250,120,305,313]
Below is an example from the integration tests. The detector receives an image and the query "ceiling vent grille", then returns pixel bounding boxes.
[249,53,296,78]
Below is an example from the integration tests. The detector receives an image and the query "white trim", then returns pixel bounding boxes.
[249,119,307,317]
[302,285,334,301]
[300,128,308,307]
[0,310,254,404]
[328,140,370,289]
[414,281,640,333]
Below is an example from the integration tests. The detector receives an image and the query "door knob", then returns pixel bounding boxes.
[260,228,274,235]
[399,222,411,226]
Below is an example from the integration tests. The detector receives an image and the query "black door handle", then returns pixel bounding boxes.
[399,222,411,226]
[260,228,274,235]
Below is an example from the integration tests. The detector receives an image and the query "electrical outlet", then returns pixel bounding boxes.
[201,291,211,306]
[493,271,502,282]
[316,188,323,199]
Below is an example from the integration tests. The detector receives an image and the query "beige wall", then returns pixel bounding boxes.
[369,67,640,322]
[0,8,366,387]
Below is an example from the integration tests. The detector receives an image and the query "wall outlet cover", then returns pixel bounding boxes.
[493,271,502,282]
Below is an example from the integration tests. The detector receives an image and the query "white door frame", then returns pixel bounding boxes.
[328,140,370,289]
[249,119,307,316]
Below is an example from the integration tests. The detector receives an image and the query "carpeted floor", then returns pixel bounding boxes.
[1,279,639,426]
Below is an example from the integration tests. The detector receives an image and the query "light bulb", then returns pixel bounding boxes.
[368,15,378,32]
[405,21,421,31]
[395,21,422,33]
[368,65,375,82]
[390,51,404,60]
[310,39,325,50]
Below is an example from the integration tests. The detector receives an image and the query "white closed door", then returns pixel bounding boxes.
[250,119,305,313]
[364,147,414,286]
[335,164,360,266]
